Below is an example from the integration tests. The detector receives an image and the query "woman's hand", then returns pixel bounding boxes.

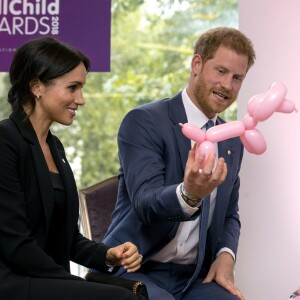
[105,242,142,273]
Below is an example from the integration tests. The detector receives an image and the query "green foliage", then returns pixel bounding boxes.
[69,0,238,188]
[0,73,11,119]
[0,0,238,188]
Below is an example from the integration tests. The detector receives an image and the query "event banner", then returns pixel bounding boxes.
[0,0,111,72]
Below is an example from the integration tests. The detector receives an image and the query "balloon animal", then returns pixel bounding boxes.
[180,82,297,165]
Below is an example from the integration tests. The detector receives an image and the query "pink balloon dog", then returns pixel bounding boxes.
[180,82,297,166]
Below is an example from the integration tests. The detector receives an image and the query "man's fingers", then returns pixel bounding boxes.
[191,152,206,174]
[224,285,245,300]
[211,157,227,179]
[195,152,216,175]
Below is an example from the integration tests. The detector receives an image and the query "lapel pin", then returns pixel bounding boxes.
[227,150,231,155]
[62,158,66,163]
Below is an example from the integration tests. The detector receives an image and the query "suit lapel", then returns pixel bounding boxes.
[47,134,79,230]
[10,109,55,232]
[207,137,235,252]
[216,117,235,200]
[29,143,54,232]
[169,92,190,171]
[10,108,78,234]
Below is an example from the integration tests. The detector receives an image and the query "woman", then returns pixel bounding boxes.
[0,37,142,300]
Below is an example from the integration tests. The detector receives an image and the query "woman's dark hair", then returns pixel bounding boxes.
[8,37,90,114]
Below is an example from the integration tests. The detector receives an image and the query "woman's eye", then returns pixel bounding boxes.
[68,85,77,92]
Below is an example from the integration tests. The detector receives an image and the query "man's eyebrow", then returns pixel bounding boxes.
[216,65,246,78]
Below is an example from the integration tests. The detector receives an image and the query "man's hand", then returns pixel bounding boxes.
[203,252,245,300]
[184,144,227,199]
[106,242,142,273]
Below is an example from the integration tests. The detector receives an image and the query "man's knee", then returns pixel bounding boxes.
[120,271,174,300]
[183,281,241,300]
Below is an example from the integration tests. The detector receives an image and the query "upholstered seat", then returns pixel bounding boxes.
[78,176,118,242]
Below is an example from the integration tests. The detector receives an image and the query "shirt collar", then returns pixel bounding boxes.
[181,88,217,129]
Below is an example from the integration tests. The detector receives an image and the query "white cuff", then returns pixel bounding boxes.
[216,247,236,261]
[176,184,199,215]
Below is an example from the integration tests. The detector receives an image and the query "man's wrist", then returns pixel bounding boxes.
[180,183,202,207]
[216,248,236,262]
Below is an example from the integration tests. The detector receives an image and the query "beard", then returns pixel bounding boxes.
[193,74,235,117]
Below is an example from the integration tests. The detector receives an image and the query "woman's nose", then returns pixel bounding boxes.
[75,91,85,106]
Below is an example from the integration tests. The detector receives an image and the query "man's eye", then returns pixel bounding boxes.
[234,76,243,82]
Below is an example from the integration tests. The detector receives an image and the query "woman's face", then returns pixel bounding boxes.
[33,62,87,126]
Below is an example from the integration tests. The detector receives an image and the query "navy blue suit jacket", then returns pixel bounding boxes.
[104,92,243,276]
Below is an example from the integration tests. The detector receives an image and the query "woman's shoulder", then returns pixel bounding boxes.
[0,116,13,128]
[0,117,31,153]
[0,117,19,141]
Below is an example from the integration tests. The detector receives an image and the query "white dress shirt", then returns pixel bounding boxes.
[151,88,234,264]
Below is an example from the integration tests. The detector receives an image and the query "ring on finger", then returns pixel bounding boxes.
[201,170,212,177]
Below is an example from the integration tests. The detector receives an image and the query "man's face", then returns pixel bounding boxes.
[190,45,249,119]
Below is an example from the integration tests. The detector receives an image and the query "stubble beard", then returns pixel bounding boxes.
[194,76,235,117]
[194,76,219,117]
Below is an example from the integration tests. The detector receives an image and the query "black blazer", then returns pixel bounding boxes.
[0,108,110,299]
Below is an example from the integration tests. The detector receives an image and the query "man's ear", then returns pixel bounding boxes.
[191,54,203,77]
[30,79,41,98]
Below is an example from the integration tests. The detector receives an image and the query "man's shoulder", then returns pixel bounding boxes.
[131,91,182,114]
[137,97,170,110]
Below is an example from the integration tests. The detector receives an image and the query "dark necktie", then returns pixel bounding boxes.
[205,119,214,131]
[183,120,214,292]
[184,197,210,292]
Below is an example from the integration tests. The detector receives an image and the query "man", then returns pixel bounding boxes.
[103,27,256,300]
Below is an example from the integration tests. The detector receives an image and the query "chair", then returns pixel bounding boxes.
[78,177,149,299]
[78,176,119,243]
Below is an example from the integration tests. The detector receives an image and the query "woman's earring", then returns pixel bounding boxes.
[36,95,40,99]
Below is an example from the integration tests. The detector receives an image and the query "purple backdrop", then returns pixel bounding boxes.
[0,0,111,72]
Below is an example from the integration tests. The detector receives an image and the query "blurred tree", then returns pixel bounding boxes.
[0,0,238,188]
[0,74,10,120]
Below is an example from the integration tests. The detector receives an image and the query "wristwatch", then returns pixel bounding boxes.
[180,183,202,206]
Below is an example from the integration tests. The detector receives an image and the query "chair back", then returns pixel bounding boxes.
[78,176,118,242]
